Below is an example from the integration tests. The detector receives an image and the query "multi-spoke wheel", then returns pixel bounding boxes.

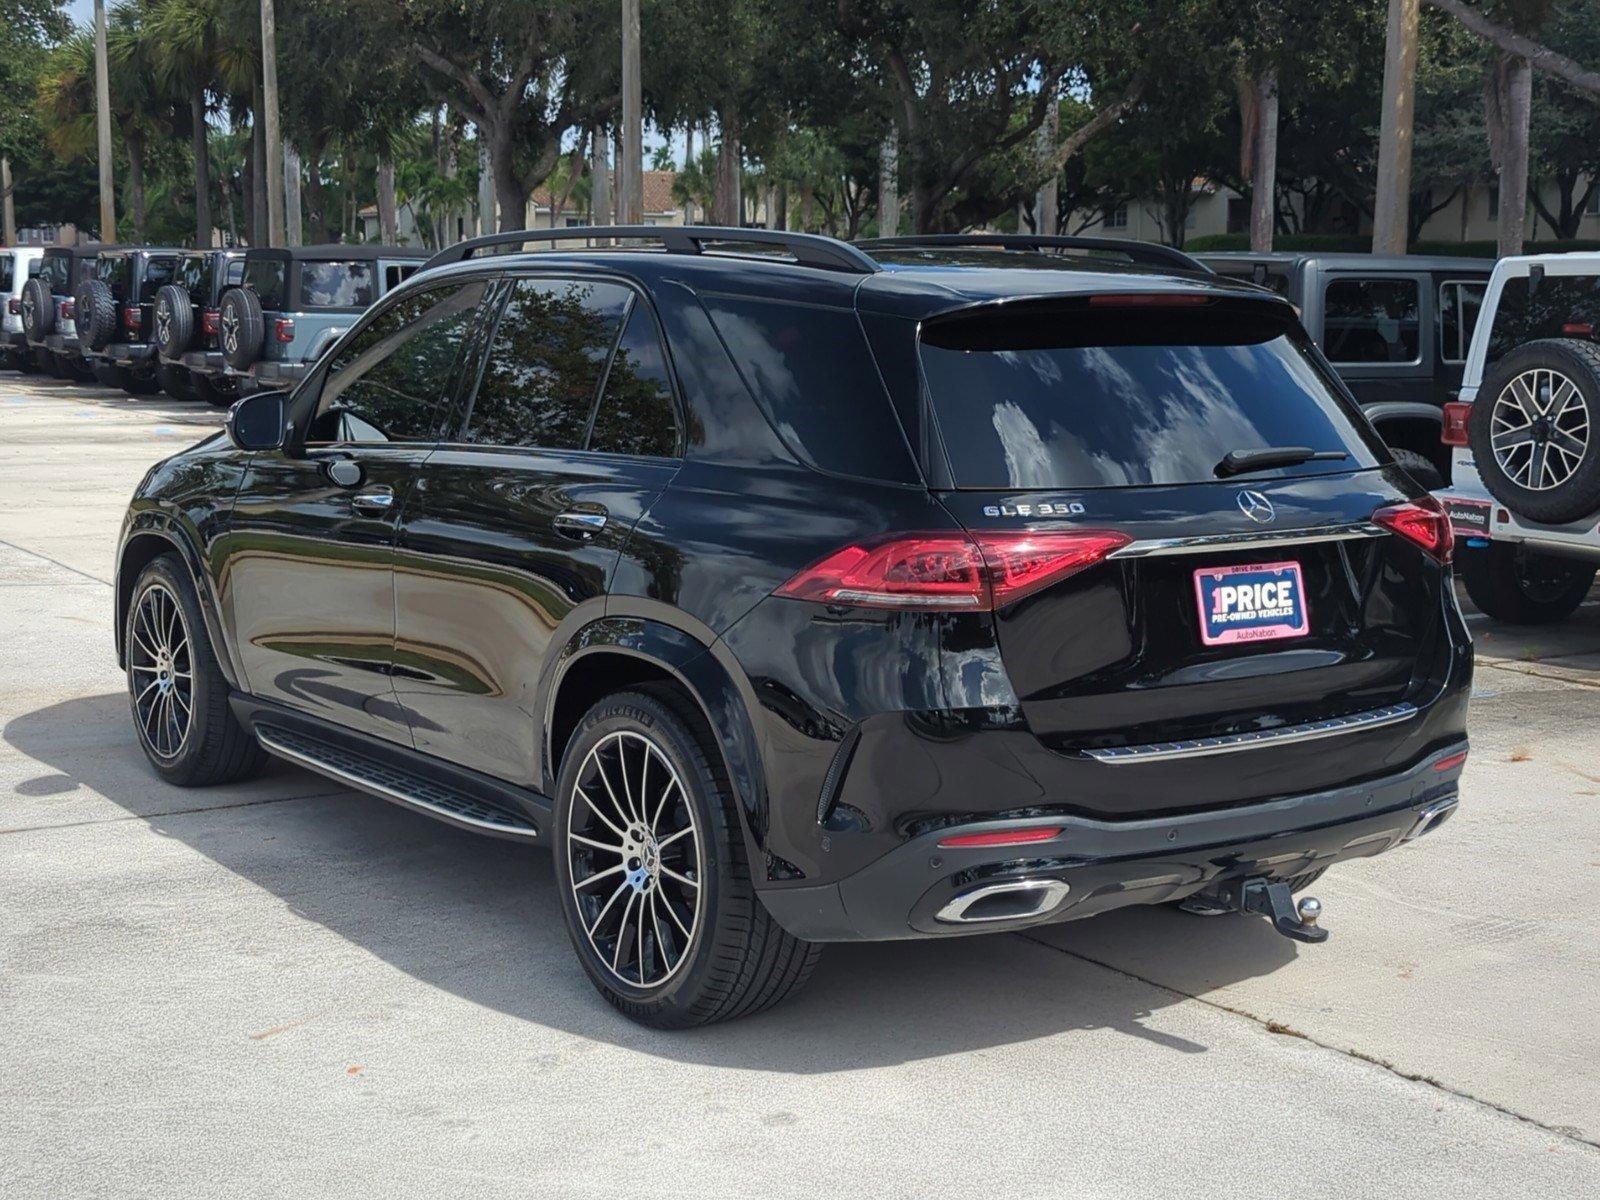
[1489,367,1589,492]
[125,554,266,786]
[128,581,194,762]
[1460,542,1597,625]
[553,687,822,1027]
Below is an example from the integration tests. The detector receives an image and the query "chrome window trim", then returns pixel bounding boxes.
[1107,521,1387,559]
[1083,702,1419,765]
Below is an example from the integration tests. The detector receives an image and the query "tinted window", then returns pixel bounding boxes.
[1323,278,1420,363]
[462,277,631,449]
[224,257,245,287]
[243,259,286,310]
[0,257,12,293]
[301,260,376,308]
[139,257,177,302]
[384,263,419,292]
[97,257,132,297]
[177,255,211,298]
[590,302,679,457]
[306,281,486,445]
[1485,274,1600,365]
[918,302,1380,490]
[702,296,917,483]
[1439,280,1487,364]
[42,255,71,294]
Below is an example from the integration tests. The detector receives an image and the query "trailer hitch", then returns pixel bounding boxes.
[1241,878,1328,944]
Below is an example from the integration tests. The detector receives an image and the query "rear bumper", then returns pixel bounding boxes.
[1439,486,1600,563]
[759,743,1467,941]
[4,331,26,353]
[44,333,80,355]
[178,349,227,374]
[105,342,156,367]
[230,359,307,386]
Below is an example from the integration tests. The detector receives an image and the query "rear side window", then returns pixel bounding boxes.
[702,296,917,483]
[1323,278,1421,364]
[243,259,287,310]
[918,300,1380,490]
[589,303,679,457]
[42,255,71,294]
[177,255,211,297]
[0,257,12,293]
[139,257,177,302]
[462,277,632,450]
[301,260,376,308]
[307,281,486,445]
[1439,280,1486,364]
[97,257,132,297]
[1485,274,1600,365]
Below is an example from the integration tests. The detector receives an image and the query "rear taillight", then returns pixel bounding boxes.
[122,305,141,331]
[6,298,19,315]
[61,300,74,320]
[937,826,1063,849]
[1562,322,1593,337]
[1441,402,1471,446]
[274,317,295,343]
[1374,497,1453,564]
[1433,750,1468,772]
[776,530,1130,611]
[201,308,219,335]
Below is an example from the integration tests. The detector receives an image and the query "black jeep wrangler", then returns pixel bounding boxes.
[152,248,249,405]
[76,247,183,394]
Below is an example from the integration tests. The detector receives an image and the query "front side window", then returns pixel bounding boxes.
[1438,280,1487,364]
[918,300,1381,490]
[589,302,679,457]
[242,259,287,310]
[1323,278,1421,364]
[305,281,487,445]
[300,260,376,308]
[461,277,633,449]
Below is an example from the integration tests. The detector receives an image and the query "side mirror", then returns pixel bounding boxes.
[225,390,289,452]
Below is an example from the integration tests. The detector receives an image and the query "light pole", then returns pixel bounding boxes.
[93,0,116,241]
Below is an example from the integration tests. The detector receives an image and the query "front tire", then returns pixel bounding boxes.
[553,687,821,1028]
[1460,543,1596,625]
[126,555,266,786]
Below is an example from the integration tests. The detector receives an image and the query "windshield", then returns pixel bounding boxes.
[918,299,1382,490]
[300,260,376,308]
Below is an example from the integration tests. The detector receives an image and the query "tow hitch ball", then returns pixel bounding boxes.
[1241,878,1328,944]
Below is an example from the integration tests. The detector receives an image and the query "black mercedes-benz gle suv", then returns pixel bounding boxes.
[115,228,1470,1027]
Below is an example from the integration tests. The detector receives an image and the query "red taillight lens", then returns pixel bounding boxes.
[1562,322,1593,337]
[1374,497,1453,564]
[61,300,75,320]
[274,317,295,343]
[776,530,1129,610]
[6,298,19,315]
[1441,402,1471,446]
[122,305,141,331]
[201,308,219,335]
[937,826,1063,849]
[1433,750,1468,772]
[1088,293,1212,308]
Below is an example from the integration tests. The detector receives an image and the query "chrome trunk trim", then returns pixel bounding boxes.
[1107,522,1387,559]
[1083,702,1419,765]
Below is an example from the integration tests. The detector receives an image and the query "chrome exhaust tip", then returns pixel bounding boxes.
[935,879,1071,924]
[1404,797,1459,842]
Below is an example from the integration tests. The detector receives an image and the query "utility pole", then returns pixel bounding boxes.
[1371,0,1420,254]
[93,0,116,241]
[283,142,302,246]
[879,125,898,238]
[1,156,16,245]
[619,0,643,223]
[260,0,285,247]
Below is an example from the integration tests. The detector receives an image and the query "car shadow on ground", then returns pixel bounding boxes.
[3,374,224,425]
[6,692,1304,1072]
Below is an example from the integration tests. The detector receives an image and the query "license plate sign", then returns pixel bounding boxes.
[1194,561,1309,647]
[1441,496,1491,536]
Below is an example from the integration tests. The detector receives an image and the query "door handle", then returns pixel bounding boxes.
[553,508,608,539]
[351,489,395,513]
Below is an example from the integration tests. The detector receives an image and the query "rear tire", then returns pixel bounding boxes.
[1390,447,1445,492]
[192,371,238,408]
[1460,542,1595,625]
[92,361,129,389]
[553,686,822,1028]
[126,554,266,787]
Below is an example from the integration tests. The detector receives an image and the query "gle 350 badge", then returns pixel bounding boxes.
[1194,560,1309,647]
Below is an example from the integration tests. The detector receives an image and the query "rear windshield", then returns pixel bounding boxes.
[242,258,287,310]
[41,255,71,294]
[178,254,213,298]
[919,300,1381,490]
[96,257,133,298]
[1485,274,1600,365]
[300,260,376,308]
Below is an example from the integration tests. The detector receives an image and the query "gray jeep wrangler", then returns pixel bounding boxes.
[20,243,115,381]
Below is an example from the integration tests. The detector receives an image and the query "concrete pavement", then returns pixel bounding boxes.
[2,375,1598,1198]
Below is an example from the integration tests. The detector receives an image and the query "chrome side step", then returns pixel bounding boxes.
[255,724,540,841]
[1083,702,1419,765]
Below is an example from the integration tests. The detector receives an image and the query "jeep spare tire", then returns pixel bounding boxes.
[217,286,264,371]
[75,278,118,351]
[1469,338,1600,524]
[21,276,54,339]
[153,284,194,358]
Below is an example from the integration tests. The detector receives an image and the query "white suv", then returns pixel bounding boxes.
[1438,252,1600,623]
[1,246,45,371]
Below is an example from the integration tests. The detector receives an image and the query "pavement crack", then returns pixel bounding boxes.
[0,789,352,836]
[1017,930,1600,1153]
[0,535,112,587]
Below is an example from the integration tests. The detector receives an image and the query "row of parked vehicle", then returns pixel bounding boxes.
[1,241,426,404]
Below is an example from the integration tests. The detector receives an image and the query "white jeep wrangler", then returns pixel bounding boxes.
[1438,252,1600,624]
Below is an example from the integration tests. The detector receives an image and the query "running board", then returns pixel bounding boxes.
[255,724,541,841]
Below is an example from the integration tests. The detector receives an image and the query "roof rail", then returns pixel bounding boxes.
[856,234,1211,275]
[421,224,879,275]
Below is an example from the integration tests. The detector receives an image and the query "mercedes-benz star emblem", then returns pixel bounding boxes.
[1236,489,1275,524]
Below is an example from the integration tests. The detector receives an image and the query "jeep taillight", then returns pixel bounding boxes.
[6,298,18,315]
[61,300,74,320]
[122,305,141,331]
[1373,497,1453,564]
[274,317,295,343]
[776,530,1130,610]
[201,309,219,335]
[1441,401,1471,446]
